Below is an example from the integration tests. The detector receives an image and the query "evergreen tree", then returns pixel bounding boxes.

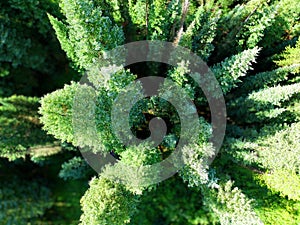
[39,0,300,224]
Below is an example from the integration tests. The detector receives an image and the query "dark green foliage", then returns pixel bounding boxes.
[5,0,298,224]
[0,0,59,71]
[211,0,299,65]
[180,6,220,61]
[0,176,53,224]
[0,0,73,96]
[131,176,218,225]
[238,65,300,94]
[260,0,300,49]
[148,0,182,41]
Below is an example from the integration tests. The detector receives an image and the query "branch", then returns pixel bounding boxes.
[146,0,149,37]
[173,0,190,46]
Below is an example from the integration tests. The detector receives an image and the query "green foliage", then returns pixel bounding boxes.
[256,122,300,173]
[120,143,162,166]
[216,162,300,225]
[30,144,62,165]
[258,203,300,225]
[48,0,124,71]
[104,0,123,24]
[0,95,53,160]
[236,3,277,49]
[247,83,300,107]
[0,0,59,71]
[212,0,299,63]
[0,0,72,96]
[39,69,137,153]
[229,83,300,123]
[204,181,263,225]
[180,6,220,61]
[226,122,300,169]
[80,176,138,225]
[212,47,260,94]
[260,0,300,48]
[59,156,92,180]
[260,169,300,201]
[213,0,263,59]
[36,0,300,224]
[0,176,53,224]
[238,65,300,94]
[148,0,181,41]
[276,38,300,73]
[167,61,194,97]
[167,45,260,105]
[179,143,215,187]
[225,121,300,203]
[128,0,147,27]
[131,176,218,225]
[39,82,77,143]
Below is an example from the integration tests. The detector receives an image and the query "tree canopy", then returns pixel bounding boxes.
[1,0,300,224]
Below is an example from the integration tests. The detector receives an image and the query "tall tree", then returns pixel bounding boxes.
[40,0,300,224]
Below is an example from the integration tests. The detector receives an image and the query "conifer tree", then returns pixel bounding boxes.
[40,0,300,224]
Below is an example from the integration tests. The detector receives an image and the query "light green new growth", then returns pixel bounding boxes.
[80,177,138,225]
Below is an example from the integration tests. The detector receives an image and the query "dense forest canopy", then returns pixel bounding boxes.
[0,0,300,224]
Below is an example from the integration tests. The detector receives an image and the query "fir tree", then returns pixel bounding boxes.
[39,0,300,224]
